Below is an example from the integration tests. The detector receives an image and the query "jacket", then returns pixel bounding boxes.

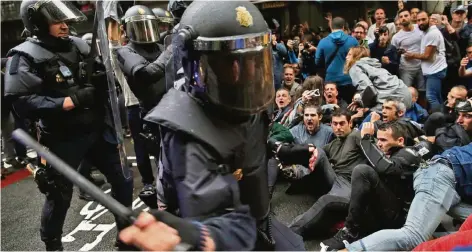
[349,57,412,112]
[315,30,358,86]
[368,42,400,75]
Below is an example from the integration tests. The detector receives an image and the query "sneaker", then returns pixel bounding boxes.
[320,227,358,251]
[5,158,24,169]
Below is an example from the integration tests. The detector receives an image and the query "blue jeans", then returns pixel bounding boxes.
[346,161,460,251]
[424,68,446,111]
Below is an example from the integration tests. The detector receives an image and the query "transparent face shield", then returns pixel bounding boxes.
[125,15,160,43]
[192,32,274,114]
[34,0,87,24]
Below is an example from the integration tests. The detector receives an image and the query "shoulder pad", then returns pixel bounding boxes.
[69,36,91,56]
[7,40,55,64]
[144,89,244,161]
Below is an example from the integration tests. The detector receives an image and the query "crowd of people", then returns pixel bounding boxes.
[1,0,472,251]
[267,1,472,251]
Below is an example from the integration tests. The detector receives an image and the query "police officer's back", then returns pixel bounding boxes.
[4,1,133,250]
[143,1,305,250]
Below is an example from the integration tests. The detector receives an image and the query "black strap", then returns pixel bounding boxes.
[325,44,342,70]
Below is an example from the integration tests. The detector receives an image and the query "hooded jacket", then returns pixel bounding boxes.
[315,30,358,86]
[349,57,412,112]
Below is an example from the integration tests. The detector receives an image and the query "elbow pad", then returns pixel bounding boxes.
[115,48,148,77]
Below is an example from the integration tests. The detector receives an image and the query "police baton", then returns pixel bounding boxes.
[12,129,191,251]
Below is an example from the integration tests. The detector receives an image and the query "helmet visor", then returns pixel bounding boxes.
[194,45,274,114]
[126,16,160,43]
[37,0,87,24]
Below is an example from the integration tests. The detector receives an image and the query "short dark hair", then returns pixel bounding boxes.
[375,8,385,13]
[398,8,410,15]
[378,121,405,140]
[418,10,429,17]
[378,26,389,34]
[331,109,351,123]
[354,24,366,32]
[303,104,322,115]
[276,87,290,94]
[332,17,346,30]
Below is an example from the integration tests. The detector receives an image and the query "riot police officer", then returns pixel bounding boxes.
[4,0,133,250]
[152,7,174,35]
[140,1,305,250]
[116,5,170,110]
[115,5,171,209]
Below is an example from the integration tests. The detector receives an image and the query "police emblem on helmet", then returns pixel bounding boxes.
[235,6,253,27]
[138,8,145,15]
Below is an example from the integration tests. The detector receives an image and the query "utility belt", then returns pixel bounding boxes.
[26,162,69,199]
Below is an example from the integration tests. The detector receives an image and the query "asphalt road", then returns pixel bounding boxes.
[1,139,323,251]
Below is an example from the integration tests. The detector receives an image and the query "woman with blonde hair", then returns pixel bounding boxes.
[345,46,411,113]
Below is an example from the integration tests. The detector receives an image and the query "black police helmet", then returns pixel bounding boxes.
[20,0,86,36]
[176,1,274,116]
[122,5,160,44]
[152,7,174,32]
[180,1,268,38]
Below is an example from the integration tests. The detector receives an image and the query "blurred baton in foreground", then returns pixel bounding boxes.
[12,129,191,251]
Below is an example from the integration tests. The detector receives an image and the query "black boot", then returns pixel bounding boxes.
[44,238,64,251]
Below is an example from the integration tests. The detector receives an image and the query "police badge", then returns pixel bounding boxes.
[235,6,253,27]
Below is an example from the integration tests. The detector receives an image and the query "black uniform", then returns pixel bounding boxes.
[143,1,305,250]
[4,1,133,250]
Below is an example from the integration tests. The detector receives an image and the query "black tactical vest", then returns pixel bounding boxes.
[145,89,271,220]
[7,37,102,134]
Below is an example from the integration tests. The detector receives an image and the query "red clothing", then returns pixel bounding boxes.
[413,214,472,251]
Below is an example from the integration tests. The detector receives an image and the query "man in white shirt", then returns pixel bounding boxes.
[405,11,448,112]
[391,9,425,92]
[366,8,396,43]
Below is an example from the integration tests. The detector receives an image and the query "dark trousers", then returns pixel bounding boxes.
[345,164,403,234]
[127,105,155,185]
[38,130,133,247]
[288,149,351,236]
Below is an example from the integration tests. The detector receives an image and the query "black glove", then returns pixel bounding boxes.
[149,210,204,249]
[277,144,312,166]
[70,86,96,108]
